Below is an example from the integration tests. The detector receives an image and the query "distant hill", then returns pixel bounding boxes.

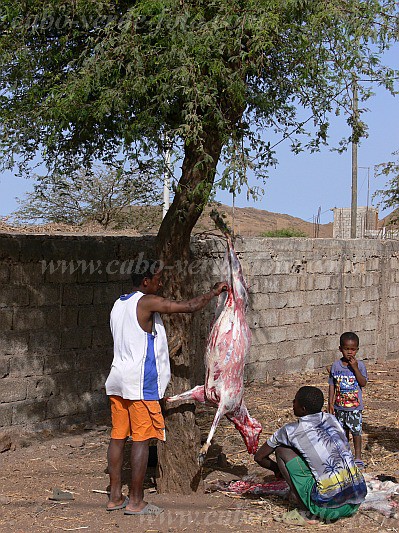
[128,203,333,238]
[193,204,333,238]
[379,210,399,228]
[0,203,333,237]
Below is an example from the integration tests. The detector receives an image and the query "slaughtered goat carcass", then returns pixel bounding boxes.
[166,230,262,464]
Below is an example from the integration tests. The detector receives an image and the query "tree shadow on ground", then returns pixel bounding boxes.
[363,422,399,454]
[105,441,249,494]
[105,440,158,493]
[200,442,249,479]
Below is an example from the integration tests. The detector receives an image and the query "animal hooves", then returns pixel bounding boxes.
[197,451,207,466]
[165,397,177,404]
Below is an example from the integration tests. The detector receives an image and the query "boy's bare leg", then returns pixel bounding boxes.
[107,438,127,509]
[353,435,362,461]
[275,447,308,511]
[125,439,150,513]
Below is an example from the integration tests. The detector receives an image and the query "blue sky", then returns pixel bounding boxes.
[215,94,398,224]
[1,50,398,225]
[214,61,399,224]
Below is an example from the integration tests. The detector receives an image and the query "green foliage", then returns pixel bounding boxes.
[11,165,162,228]
[374,150,399,225]
[261,228,307,238]
[0,0,398,200]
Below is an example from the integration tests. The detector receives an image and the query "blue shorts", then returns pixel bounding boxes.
[334,409,362,436]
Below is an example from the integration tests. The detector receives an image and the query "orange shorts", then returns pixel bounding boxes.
[109,396,166,441]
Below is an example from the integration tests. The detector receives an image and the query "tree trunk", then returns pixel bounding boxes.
[155,128,223,493]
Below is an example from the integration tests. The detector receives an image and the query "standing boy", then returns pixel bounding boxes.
[328,331,368,470]
[105,260,227,515]
[255,386,367,523]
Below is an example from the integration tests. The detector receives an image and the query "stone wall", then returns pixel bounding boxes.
[0,233,398,434]
[0,233,154,435]
[193,238,399,382]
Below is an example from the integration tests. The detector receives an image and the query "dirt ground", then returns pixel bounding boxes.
[1,361,399,533]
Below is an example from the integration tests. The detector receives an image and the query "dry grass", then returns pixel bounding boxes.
[196,360,399,531]
[0,361,398,532]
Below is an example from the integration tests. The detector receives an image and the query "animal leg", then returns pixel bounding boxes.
[226,401,262,454]
[198,404,226,466]
[166,385,205,404]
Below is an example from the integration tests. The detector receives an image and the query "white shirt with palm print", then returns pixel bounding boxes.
[267,412,367,507]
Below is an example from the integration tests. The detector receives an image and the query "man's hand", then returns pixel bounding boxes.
[212,281,228,296]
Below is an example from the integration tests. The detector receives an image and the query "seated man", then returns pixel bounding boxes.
[254,386,367,522]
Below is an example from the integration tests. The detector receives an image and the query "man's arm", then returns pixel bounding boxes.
[254,442,280,477]
[140,282,228,315]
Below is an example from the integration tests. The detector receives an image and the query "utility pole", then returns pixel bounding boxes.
[351,77,358,238]
[359,166,371,231]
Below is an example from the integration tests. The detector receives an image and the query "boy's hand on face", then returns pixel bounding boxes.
[347,354,358,368]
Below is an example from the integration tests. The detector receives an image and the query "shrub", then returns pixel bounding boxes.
[261,228,307,237]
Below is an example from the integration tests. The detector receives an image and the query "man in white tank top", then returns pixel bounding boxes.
[105,260,227,515]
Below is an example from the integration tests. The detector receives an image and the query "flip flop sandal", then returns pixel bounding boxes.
[124,503,164,516]
[355,460,365,471]
[106,496,129,511]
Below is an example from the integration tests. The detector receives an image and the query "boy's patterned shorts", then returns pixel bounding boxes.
[334,409,362,436]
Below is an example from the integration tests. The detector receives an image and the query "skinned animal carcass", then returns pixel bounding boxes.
[167,227,262,464]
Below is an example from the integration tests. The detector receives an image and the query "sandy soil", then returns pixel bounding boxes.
[1,361,399,533]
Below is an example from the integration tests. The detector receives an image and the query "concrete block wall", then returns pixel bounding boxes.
[0,233,154,435]
[0,233,398,434]
[333,207,379,238]
[191,237,399,383]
